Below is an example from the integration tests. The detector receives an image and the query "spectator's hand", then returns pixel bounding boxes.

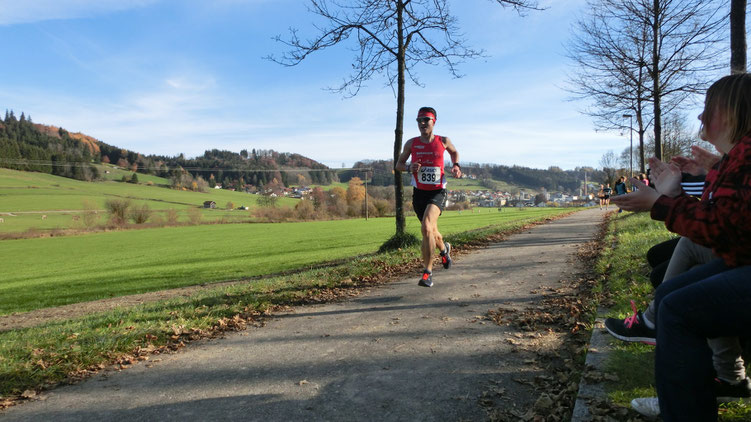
[610,178,662,211]
[691,145,721,171]
[648,157,682,197]
[670,156,706,176]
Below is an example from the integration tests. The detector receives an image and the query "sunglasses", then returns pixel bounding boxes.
[416,117,433,124]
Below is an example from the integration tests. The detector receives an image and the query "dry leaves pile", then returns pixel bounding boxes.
[480,219,628,421]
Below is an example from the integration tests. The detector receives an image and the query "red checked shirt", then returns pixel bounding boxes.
[651,136,751,267]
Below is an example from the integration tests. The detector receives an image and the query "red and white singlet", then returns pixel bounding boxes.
[410,135,447,191]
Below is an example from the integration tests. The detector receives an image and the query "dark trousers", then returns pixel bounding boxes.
[647,237,681,288]
[653,259,751,421]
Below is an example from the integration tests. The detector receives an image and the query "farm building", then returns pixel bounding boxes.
[203,201,216,209]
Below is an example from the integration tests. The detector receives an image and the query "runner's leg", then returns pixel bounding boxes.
[421,204,442,273]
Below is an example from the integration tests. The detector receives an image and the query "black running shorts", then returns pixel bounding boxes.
[412,188,447,221]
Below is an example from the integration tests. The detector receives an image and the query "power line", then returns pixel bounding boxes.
[0,158,372,173]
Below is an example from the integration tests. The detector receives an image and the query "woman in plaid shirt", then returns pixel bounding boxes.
[612,73,751,421]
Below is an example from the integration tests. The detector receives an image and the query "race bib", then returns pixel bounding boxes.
[418,166,441,185]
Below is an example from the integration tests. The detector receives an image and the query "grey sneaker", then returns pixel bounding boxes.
[440,242,452,269]
[418,270,433,287]
[631,397,660,417]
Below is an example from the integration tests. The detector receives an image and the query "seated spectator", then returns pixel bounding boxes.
[610,73,751,421]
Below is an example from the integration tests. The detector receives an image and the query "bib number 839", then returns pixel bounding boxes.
[420,173,437,182]
[418,166,440,185]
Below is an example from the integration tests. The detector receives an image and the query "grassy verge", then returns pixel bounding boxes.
[0,209,576,406]
[598,212,751,420]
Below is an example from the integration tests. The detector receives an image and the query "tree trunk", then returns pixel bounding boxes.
[393,1,406,236]
[731,0,747,74]
[651,0,663,161]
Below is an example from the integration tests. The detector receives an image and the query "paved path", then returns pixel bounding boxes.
[1,208,604,421]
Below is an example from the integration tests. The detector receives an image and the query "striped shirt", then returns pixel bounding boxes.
[681,174,706,198]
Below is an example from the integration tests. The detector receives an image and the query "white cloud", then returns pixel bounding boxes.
[0,0,158,25]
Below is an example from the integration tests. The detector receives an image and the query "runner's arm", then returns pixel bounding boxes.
[395,139,415,172]
[444,137,461,178]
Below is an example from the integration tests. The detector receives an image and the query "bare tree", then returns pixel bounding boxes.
[566,1,654,173]
[567,0,727,169]
[268,0,540,247]
[599,150,619,184]
[657,112,713,160]
[730,0,747,73]
[643,0,727,160]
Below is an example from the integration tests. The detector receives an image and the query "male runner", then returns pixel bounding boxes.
[395,106,461,287]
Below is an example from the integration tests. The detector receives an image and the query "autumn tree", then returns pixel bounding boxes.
[310,186,327,210]
[295,199,316,220]
[346,177,366,204]
[269,0,540,248]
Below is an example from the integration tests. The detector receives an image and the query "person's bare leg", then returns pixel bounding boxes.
[421,205,442,273]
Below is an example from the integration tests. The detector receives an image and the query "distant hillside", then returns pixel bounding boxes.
[340,159,605,194]
[0,111,101,181]
[0,110,603,193]
[0,110,337,188]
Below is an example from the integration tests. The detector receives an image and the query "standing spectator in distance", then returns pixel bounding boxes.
[614,176,628,213]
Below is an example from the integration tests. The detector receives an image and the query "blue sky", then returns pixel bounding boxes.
[0,0,706,170]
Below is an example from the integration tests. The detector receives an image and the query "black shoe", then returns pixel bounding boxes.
[440,242,452,270]
[418,270,433,287]
[715,377,751,402]
[604,300,656,345]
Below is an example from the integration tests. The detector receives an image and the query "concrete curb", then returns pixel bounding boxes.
[571,315,615,421]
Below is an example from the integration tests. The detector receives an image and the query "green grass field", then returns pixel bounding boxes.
[95,163,171,185]
[0,168,299,231]
[449,176,527,193]
[0,206,570,315]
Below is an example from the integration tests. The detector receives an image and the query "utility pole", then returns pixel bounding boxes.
[623,114,634,178]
